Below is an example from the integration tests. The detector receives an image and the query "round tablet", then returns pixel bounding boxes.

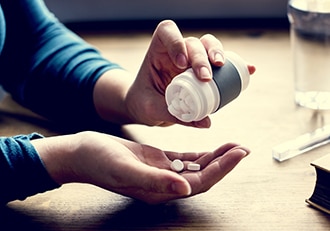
[170,159,184,172]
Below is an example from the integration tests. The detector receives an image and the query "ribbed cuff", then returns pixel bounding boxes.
[0,133,60,204]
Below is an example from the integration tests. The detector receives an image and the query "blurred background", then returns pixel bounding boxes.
[44,0,289,30]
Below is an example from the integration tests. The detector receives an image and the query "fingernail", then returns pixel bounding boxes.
[241,146,251,155]
[214,52,225,65]
[235,147,250,157]
[199,66,212,80]
[176,53,188,69]
[240,149,249,157]
[248,64,256,75]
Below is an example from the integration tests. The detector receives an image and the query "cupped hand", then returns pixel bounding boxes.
[125,20,255,128]
[37,131,250,204]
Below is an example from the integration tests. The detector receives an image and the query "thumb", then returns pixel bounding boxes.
[116,162,192,204]
[139,166,192,196]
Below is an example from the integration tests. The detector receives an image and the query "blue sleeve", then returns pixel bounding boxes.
[0,0,122,126]
[0,133,60,205]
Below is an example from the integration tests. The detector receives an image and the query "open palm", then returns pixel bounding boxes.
[71,132,249,204]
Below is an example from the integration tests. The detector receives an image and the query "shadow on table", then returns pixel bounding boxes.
[0,198,209,231]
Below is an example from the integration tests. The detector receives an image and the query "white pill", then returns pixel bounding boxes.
[181,113,193,122]
[184,95,192,104]
[184,96,195,111]
[173,91,180,98]
[179,99,190,113]
[171,159,184,172]
[168,104,181,117]
[179,88,189,99]
[187,163,200,171]
[171,98,182,111]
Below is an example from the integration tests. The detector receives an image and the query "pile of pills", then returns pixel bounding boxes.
[167,87,195,122]
[170,159,201,172]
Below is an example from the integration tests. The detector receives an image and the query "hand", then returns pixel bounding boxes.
[33,131,250,204]
[93,20,255,127]
[125,20,256,128]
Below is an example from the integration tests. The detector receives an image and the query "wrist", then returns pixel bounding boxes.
[93,69,135,124]
[31,133,80,185]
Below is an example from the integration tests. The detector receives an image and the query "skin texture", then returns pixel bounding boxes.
[93,20,256,128]
[32,132,250,204]
[32,20,256,204]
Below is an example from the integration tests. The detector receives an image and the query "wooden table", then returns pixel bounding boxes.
[1,28,330,230]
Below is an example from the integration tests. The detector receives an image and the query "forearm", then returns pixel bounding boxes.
[93,69,135,124]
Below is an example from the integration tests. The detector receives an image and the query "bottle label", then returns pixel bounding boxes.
[212,60,242,110]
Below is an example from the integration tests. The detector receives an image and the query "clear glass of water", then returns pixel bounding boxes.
[288,0,330,110]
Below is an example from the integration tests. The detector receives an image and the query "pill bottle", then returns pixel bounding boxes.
[165,51,250,122]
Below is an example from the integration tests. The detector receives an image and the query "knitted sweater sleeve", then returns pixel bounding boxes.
[0,0,121,127]
[0,0,124,204]
[0,133,59,205]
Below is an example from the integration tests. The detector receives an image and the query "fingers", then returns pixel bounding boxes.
[185,37,212,81]
[136,146,248,204]
[196,143,249,167]
[248,64,256,75]
[165,142,240,162]
[118,161,192,204]
[153,20,188,69]
[186,34,225,81]
[109,140,249,204]
[171,116,211,129]
[164,143,249,196]
[200,34,225,66]
[142,168,192,199]
[201,147,248,190]
[183,146,249,195]
[154,20,225,81]
[192,116,212,128]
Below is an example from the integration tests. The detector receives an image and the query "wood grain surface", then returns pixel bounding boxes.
[1,28,330,230]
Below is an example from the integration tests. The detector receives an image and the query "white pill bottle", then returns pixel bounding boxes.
[165,51,250,122]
